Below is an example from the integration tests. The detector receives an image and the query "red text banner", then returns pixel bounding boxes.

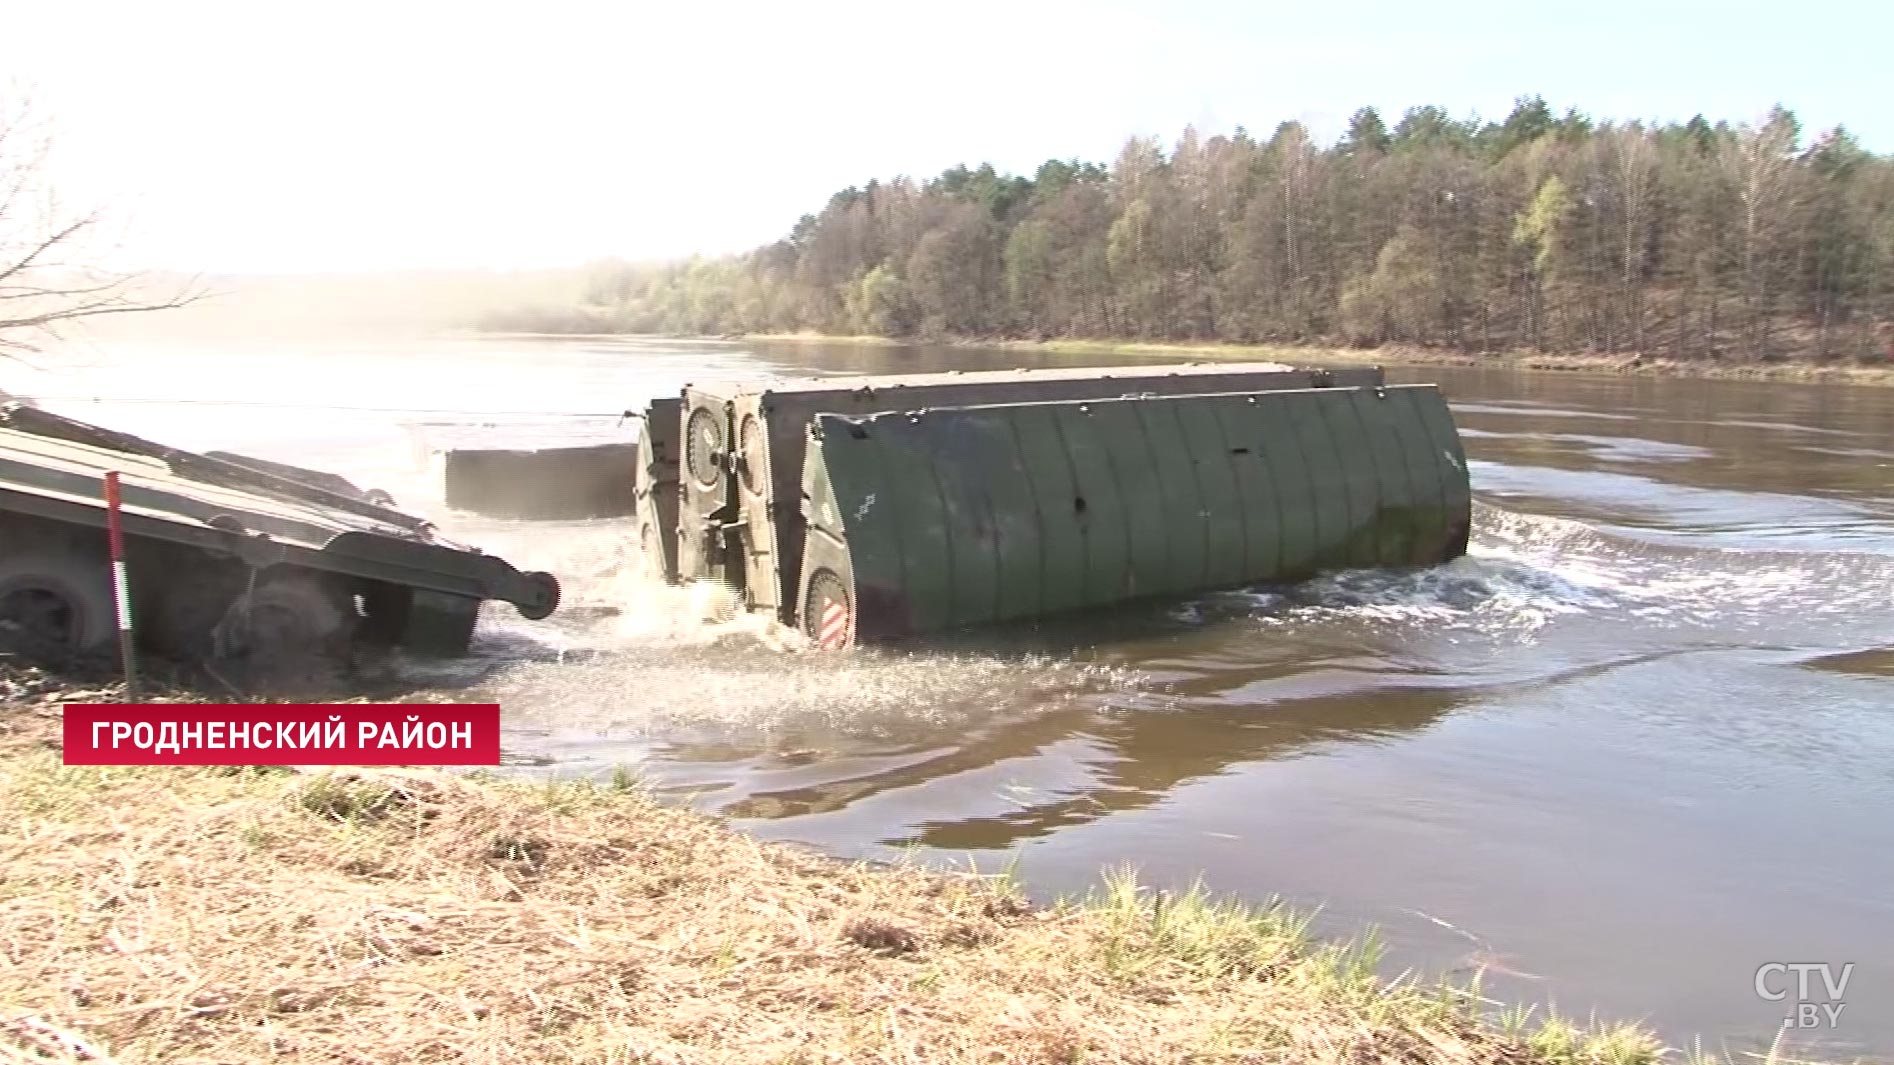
[61,704,502,766]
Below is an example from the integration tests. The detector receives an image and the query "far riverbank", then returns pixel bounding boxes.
[732,333,1894,387]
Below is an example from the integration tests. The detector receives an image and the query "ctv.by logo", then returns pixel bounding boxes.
[1755,963,1852,1029]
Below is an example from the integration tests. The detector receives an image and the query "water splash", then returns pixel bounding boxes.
[1224,503,1894,647]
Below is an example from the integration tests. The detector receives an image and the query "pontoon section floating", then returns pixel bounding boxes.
[632,362,1470,649]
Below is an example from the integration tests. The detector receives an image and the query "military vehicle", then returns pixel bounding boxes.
[629,362,1470,649]
[0,401,559,670]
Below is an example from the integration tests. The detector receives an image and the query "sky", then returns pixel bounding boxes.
[4,0,1888,275]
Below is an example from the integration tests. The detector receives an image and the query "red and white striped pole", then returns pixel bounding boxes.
[102,471,139,699]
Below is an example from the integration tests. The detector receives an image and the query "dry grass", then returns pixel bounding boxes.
[0,668,1670,1065]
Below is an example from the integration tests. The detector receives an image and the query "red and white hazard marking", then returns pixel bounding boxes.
[816,600,850,650]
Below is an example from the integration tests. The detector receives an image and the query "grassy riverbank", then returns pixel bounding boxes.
[0,668,1681,1063]
[737,333,1894,387]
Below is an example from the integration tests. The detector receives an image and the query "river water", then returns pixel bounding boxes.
[10,335,1893,1058]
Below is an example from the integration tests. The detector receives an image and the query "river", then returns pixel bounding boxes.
[9,335,1893,1059]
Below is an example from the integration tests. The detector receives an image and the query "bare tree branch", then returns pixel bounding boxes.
[0,214,93,286]
[0,90,204,356]
[0,276,143,301]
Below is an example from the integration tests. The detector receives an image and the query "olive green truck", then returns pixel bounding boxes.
[631,362,1471,650]
[0,400,559,672]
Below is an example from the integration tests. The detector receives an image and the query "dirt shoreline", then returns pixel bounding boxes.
[732,333,1894,387]
[0,668,1720,1063]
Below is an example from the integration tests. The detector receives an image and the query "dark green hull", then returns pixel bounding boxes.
[663,362,1384,618]
[794,385,1470,648]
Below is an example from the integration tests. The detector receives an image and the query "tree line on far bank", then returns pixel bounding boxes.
[481,99,1894,363]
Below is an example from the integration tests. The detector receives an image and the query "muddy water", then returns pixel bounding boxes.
[12,337,1894,1058]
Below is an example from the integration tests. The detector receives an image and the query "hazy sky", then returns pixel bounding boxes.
[6,0,1887,274]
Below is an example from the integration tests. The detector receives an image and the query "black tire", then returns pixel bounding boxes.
[0,544,117,661]
[210,576,353,668]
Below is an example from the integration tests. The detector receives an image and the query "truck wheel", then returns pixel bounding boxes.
[0,547,116,661]
[210,576,352,673]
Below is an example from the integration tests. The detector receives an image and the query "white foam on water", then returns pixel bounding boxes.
[384,510,1156,740]
[438,491,1893,720]
[485,640,1150,742]
[1234,504,1894,646]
